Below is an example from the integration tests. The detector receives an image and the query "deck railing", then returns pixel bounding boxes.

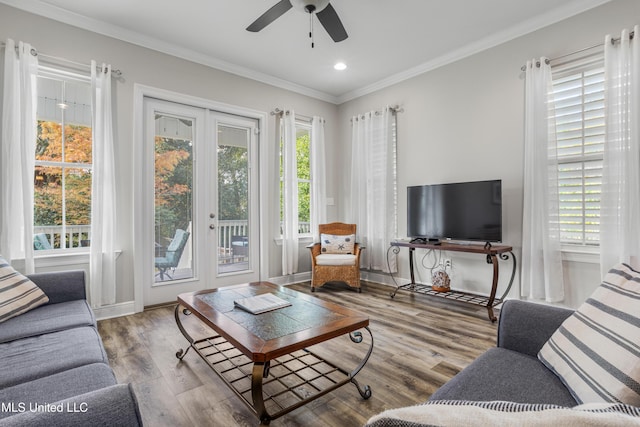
[34,225,91,249]
[35,220,312,253]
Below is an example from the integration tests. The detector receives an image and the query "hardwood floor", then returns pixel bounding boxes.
[97,281,498,426]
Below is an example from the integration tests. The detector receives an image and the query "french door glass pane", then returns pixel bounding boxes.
[217,125,250,274]
[154,114,194,283]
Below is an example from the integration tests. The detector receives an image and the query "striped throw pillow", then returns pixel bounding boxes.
[538,263,640,405]
[0,257,49,323]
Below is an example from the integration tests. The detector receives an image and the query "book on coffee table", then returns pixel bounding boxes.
[234,293,292,315]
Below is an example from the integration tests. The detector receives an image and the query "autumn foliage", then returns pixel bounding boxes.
[37,121,92,162]
[154,136,192,244]
[154,136,190,207]
[34,121,92,227]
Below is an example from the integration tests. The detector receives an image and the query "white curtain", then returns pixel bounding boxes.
[521,58,564,302]
[349,107,397,273]
[310,116,327,242]
[281,110,298,275]
[89,61,117,307]
[0,39,38,273]
[600,26,640,276]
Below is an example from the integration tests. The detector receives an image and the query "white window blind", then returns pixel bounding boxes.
[551,54,605,246]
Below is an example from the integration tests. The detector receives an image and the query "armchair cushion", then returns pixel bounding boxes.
[538,263,640,405]
[315,254,357,266]
[0,257,49,323]
[321,233,355,254]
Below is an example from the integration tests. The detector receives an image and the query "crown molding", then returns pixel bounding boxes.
[335,0,612,104]
[0,0,340,104]
[1,0,611,105]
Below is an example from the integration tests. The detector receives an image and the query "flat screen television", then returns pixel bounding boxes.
[407,179,502,243]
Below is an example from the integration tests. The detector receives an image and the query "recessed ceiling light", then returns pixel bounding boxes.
[334,62,347,71]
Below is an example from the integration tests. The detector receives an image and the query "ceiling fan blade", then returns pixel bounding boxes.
[246,0,293,32]
[316,3,348,42]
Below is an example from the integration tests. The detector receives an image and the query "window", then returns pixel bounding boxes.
[552,55,605,246]
[279,121,311,236]
[34,68,92,250]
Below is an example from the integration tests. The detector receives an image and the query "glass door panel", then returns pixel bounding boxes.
[154,114,194,283]
[216,124,250,274]
[141,97,260,307]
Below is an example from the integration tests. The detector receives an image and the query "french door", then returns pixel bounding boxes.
[141,98,260,306]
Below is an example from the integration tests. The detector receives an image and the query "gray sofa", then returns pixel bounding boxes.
[428,299,576,405]
[366,298,640,425]
[0,270,142,426]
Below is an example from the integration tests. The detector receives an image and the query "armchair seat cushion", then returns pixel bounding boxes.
[315,254,357,266]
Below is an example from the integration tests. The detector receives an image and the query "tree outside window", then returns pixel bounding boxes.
[154,135,192,247]
[280,124,311,235]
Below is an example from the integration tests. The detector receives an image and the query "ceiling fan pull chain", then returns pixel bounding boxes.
[309,13,314,48]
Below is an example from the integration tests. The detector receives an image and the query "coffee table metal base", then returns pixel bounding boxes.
[174,305,373,426]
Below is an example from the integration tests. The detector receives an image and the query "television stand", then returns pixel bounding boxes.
[388,241,516,322]
[409,238,441,245]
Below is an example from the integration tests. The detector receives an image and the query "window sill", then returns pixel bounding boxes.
[561,245,599,264]
[13,249,122,270]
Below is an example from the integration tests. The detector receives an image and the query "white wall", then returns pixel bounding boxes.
[337,0,640,308]
[0,3,339,305]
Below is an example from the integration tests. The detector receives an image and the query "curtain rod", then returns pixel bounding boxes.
[0,42,122,77]
[270,108,314,122]
[520,31,635,71]
[271,105,404,123]
[350,105,404,122]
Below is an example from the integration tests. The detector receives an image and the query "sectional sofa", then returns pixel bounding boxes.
[0,270,142,426]
[367,297,640,426]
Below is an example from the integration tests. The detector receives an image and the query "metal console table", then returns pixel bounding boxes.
[389,241,516,322]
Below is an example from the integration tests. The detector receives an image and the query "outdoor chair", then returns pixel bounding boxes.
[307,222,364,292]
[155,229,190,280]
[33,233,52,250]
[231,235,249,262]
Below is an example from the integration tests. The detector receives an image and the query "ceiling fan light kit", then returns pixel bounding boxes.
[247,0,348,46]
[290,0,330,14]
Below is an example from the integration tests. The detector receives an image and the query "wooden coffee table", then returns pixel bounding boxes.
[174,282,373,426]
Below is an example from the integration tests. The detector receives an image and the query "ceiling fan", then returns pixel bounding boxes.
[246,0,348,46]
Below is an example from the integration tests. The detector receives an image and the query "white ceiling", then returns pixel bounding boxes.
[2,0,611,104]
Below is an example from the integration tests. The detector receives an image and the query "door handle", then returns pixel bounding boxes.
[209,224,215,230]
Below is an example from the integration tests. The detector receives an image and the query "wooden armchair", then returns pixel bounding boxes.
[307,222,364,293]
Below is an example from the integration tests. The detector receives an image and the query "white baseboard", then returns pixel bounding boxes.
[268,272,311,286]
[94,301,136,321]
[94,272,412,320]
[361,271,403,287]
[268,270,402,289]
